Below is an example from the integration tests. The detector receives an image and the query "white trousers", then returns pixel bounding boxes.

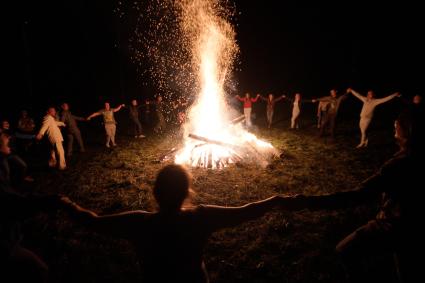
[359,117,372,145]
[291,107,301,129]
[244,107,252,127]
[49,142,66,169]
[105,124,116,146]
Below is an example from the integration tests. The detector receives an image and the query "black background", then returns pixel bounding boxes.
[3,1,424,119]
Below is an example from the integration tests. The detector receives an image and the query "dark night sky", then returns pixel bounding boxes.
[3,0,424,117]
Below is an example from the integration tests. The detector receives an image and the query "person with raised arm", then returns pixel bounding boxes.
[312,89,349,139]
[87,102,125,148]
[235,92,260,128]
[62,164,301,283]
[60,102,86,157]
[287,93,313,130]
[36,107,67,170]
[128,99,145,138]
[285,110,424,282]
[260,93,285,129]
[347,88,400,148]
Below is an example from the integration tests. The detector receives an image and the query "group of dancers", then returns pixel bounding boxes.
[235,88,422,148]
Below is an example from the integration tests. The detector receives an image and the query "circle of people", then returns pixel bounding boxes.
[0,88,423,283]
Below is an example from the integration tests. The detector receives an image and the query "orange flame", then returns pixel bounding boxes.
[175,0,276,168]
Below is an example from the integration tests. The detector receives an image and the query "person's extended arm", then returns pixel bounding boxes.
[312,96,331,103]
[374,92,400,105]
[87,112,101,120]
[298,161,394,210]
[200,195,301,231]
[338,93,349,102]
[235,95,244,102]
[274,95,286,102]
[251,94,260,103]
[349,89,367,103]
[113,104,125,112]
[301,99,313,103]
[72,115,87,122]
[0,191,64,221]
[62,198,148,238]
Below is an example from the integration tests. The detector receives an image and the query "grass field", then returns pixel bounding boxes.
[22,116,400,282]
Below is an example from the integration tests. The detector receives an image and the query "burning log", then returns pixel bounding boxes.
[188,133,237,149]
[230,115,245,124]
[185,134,245,168]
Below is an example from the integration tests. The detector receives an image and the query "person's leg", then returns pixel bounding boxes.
[66,133,74,157]
[317,112,322,128]
[329,113,336,138]
[136,119,143,136]
[110,124,117,146]
[56,142,66,169]
[245,108,252,127]
[74,129,85,152]
[48,145,57,167]
[319,114,329,137]
[131,117,137,137]
[291,109,300,129]
[357,119,365,147]
[290,114,295,129]
[361,118,371,147]
[243,108,249,127]
[155,113,165,133]
[105,125,112,147]
[160,114,166,131]
[267,110,273,128]
[294,111,300,129]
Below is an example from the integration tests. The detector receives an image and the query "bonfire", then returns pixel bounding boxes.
[172,0,277,169]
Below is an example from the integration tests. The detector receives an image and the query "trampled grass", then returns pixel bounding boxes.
[25,119,399,282]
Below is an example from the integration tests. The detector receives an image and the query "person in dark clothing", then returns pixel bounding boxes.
[1,135,68,283]
[62,164,300,283]
[0,133,31,187]
[153,95,167,134]
[287,93,314,130]
[143,99,153,128]
[291,110,424,282]
[87,102,125,148]
[313,89,349,139]
[16,110,36,152]
[172,97,189,127]
[260,93,285,129]
[60,103,86,157]
[0,186,67,283]
[129,99,145,138]
[17,110,35,135]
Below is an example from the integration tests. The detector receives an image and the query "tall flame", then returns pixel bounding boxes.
[175,0,276,168]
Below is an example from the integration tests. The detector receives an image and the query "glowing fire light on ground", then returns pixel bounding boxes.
[174,0,277,169]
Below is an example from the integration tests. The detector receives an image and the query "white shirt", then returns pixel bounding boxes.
[38,114,65,144]
[352,91,398,119]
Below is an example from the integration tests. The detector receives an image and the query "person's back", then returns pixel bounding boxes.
[130,209,211,282]
[63,164,296,282]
